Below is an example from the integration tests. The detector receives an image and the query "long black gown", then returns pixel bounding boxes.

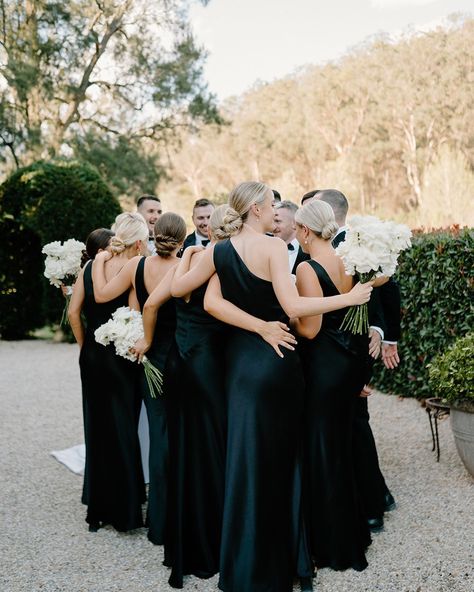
[300,260,371,571]
[135,256,176,544]
[79,261,144,531]
[214,239,311,592]
[164,279,227,588]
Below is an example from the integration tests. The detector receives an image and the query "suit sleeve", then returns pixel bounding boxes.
[379,278,401,342]
[368,288,386,336]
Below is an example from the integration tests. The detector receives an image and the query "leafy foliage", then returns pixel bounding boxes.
[0,0,220,197]
[0,160,121,338]
[428,333,474,407]
[372,227,474,398]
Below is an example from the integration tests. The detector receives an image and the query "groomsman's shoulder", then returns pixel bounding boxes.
[183,231,196,248]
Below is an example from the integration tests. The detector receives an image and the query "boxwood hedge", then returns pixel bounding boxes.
[372,226,474,399]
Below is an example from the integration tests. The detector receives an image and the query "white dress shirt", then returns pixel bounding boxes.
[147,238,156,256]
[287,238,300,272]
[194,232,210,247]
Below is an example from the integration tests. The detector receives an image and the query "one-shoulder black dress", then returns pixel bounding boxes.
[79,261,144,531]
[164,279,227,588]
[300,260,371,571]
[214,239,311,592]
[135,256,176,544]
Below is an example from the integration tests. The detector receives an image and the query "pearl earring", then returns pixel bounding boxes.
[304,239,308,244]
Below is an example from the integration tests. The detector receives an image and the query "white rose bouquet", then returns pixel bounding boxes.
[95,306,163,397]
[335,215,412,334]
[42,239,86,325]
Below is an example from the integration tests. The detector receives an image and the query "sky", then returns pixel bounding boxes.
[189,0,472,101]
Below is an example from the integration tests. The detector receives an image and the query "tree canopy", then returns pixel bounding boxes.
[161,16,474,228]
[0,0,219,198]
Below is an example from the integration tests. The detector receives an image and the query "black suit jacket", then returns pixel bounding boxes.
[331,229,401,340]
[183,231,197,250]
[291,246,310,274]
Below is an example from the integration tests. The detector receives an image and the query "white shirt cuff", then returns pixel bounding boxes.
[369,326,384,340]
[382,340,398,345]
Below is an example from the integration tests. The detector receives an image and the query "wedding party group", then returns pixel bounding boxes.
[47,182,409,592]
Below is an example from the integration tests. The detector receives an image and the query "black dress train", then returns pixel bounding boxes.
[214,239,312,592]
[164,280,227,588]
[79,261,144,531]
[135,256,176,544]
[300,260,371,571]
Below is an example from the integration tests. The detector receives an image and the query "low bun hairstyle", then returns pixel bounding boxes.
[154,212,187,258]
[209,204,233,241]
[217,181,271,239]
[295,200,339,241]
[81,228,114,267]
[110,212,148,254]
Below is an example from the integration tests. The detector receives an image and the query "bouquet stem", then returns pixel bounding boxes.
[142,357,164,397]
[340,303,369,335]
[60,295,71,327]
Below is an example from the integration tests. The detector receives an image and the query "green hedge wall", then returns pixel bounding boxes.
[372,226,474,399]
[0,160,122,339]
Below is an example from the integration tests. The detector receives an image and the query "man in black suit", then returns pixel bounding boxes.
[137,194,163,254]
[304,188,399,531]
[273,200,309,273]
[182,198,215,250]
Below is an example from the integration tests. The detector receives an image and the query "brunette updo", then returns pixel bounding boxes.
[154,212,187,258]
[81,228,114,267]
[294,200,339,241]
[218,181,271,239]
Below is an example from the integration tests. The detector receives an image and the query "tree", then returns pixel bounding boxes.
[0,0,220,195]
[0,159,121,338]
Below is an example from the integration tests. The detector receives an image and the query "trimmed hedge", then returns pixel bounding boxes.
[372,226,474,399]
[428,332,474,407]
[0,160,122,338]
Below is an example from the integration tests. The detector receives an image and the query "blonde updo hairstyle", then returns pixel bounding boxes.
[295,200,339,241]
[110,212,149,254]
[209,204,233,241]
[218,181,271,239]
[153,212,187,258]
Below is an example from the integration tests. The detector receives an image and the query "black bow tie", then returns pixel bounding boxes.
[287,243,295,251]
[201,239,210,247]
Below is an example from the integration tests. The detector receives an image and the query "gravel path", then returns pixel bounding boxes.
[1,340,473,592]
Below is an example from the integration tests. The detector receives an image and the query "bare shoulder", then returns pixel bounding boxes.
[265,234,287,252]
[296,259,314,277]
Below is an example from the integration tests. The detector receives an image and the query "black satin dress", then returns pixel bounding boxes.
[214,239,311,592]
[164,281,227,588]
[135,256,176,544]
[79,261,144,531]
[300,260,371,571]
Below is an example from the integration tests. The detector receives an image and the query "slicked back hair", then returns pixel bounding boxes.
[316,190,349,225]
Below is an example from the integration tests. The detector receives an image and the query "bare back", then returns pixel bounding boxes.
[142,254,180,295]
[312,252,353,295]
[230,229,283,282]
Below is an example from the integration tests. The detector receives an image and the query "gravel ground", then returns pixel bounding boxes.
[1,340,473,592]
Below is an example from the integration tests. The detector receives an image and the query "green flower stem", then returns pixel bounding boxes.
[60,295,71,327]
[142,357,164,397]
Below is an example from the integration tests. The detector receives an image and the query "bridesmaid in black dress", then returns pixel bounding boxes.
[173,182,373,592]
[68,213,149,532]
[138,206,294,588]
[292,199,386,571]
[69,228,113,508]
[92,212,186,544]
